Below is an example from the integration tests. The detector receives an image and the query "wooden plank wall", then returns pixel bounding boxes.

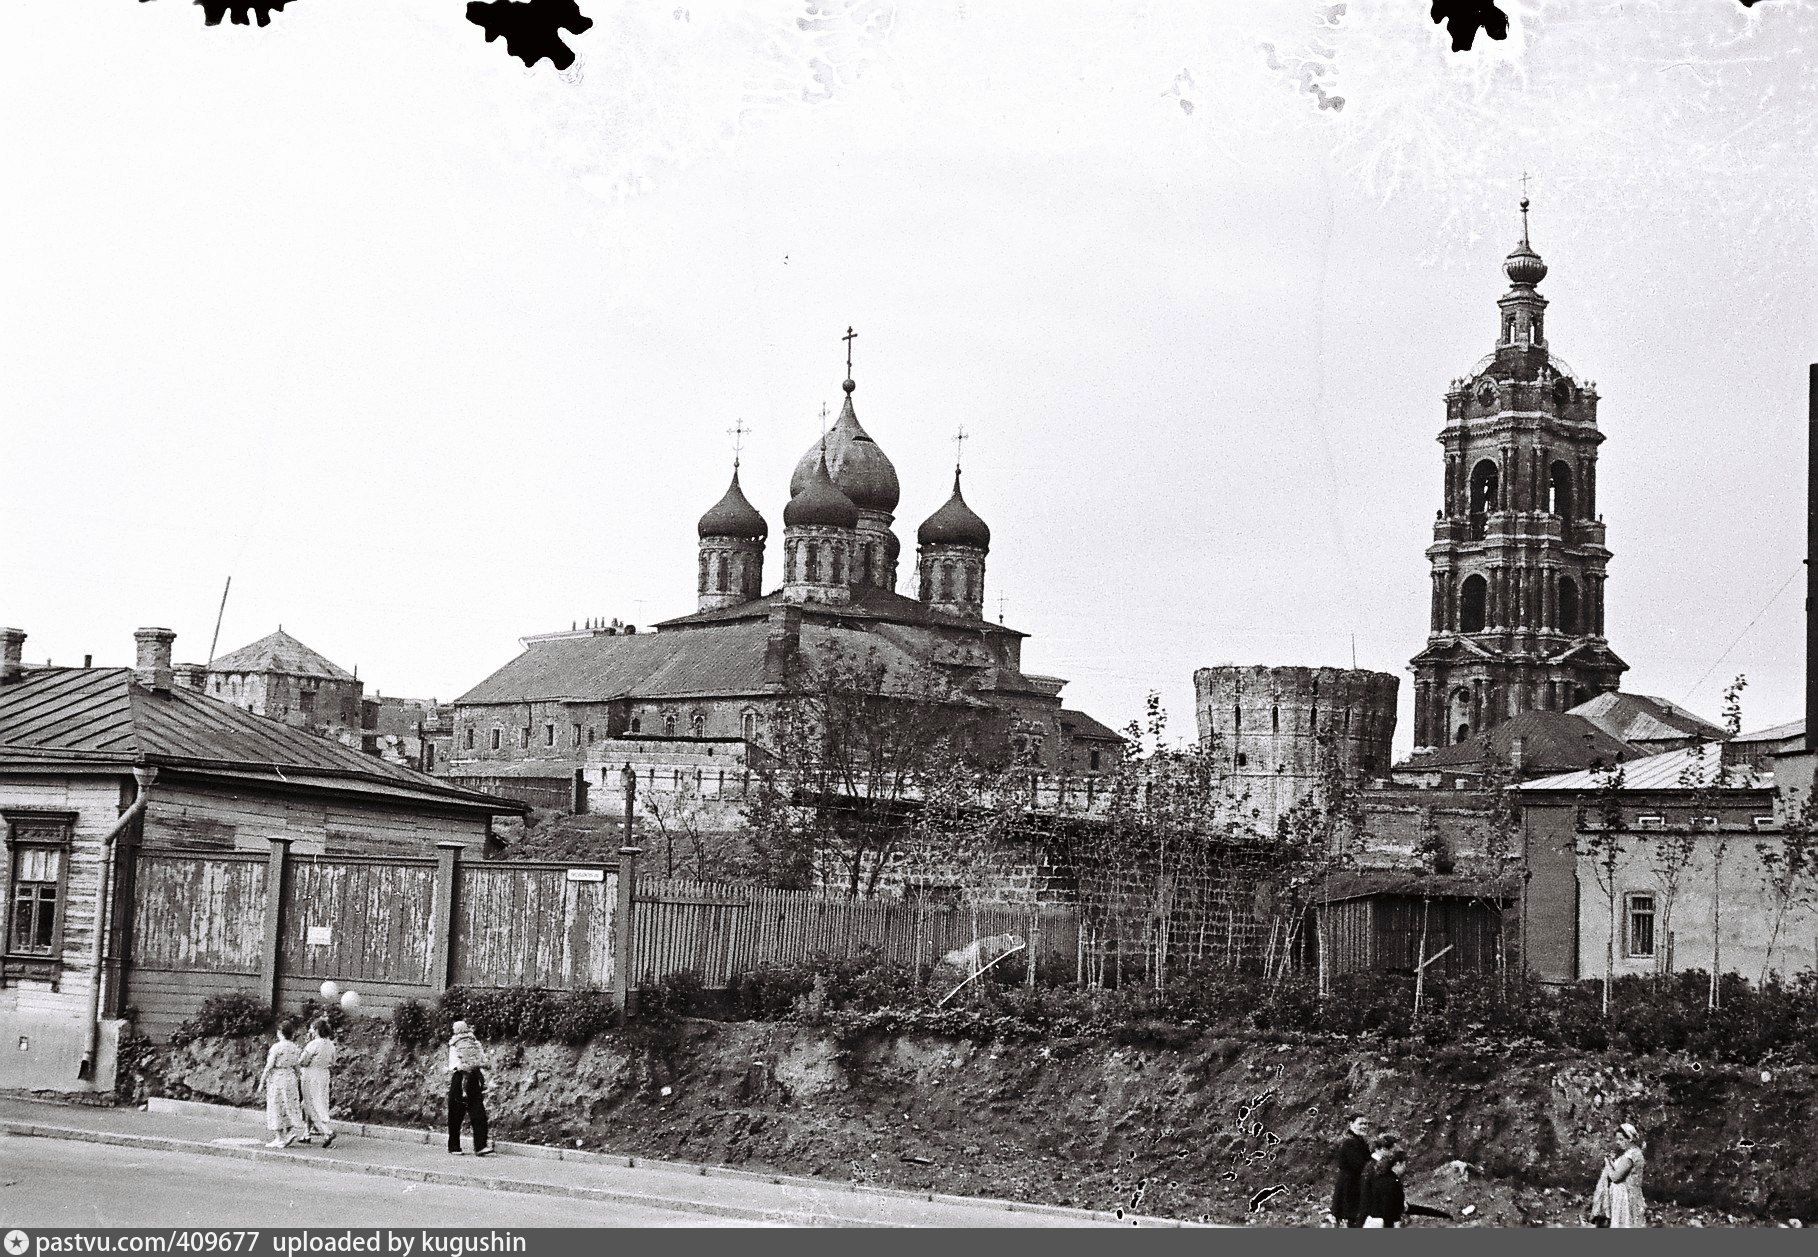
[450,863,617,991]
[281,853,437,986]
[631,876,1079,988]
[125,851,268,1039]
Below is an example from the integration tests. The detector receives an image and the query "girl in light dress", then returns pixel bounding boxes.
[297,1017,338,1148]
[1603,1123,1647,1228]
[258,1018,307,1148]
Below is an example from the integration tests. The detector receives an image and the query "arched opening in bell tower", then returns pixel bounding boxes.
[1547,461,1574,520]
[1469,460,1500,537]
[1459,574,1488,633]
[1558,576,1581,634]
[1449,687,1472,745]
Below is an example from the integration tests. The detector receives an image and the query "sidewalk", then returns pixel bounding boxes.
[0,1096,1191,1228]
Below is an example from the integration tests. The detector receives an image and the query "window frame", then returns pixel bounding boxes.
[3,809,78,981]
[1624,891,1657,959]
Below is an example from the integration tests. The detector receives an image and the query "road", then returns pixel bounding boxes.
[0,1134,762,1228]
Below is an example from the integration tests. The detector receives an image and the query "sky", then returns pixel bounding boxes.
[2,0,1813,755]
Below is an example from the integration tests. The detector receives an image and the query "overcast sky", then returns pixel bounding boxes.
[3,0,1812,753]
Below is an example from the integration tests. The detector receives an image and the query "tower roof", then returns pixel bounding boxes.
[790,380,900,514]
[1503,195,1548,288]
[917,469,991,550]
[697,466,768,540]
[784,447,861,529]
[206,628,354,680]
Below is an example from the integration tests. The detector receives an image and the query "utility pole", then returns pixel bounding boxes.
[621,762,638,846]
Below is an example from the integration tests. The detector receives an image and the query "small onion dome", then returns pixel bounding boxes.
[697,467,768,540]
[1503,200,1547,287]
[784,449,860,529]
[790,384,901,513]
[917,469,991,550]
[885,530,901,564]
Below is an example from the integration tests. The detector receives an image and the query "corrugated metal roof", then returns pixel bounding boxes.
[207,629,355,680]
[0,668,516,811]
[1516,742,1769,792]
[1732,718,1804,745]
[1568,692,1726,745]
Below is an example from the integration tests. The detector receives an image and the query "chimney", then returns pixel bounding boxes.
[133,627,176,692]
[0,628,25,685]
[1509,735,1525,776]
[175,663,209,690]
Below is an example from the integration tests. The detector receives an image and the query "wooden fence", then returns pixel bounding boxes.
[631,876,1079,988]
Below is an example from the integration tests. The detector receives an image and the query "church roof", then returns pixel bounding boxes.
[697,467,768,540]
[1402,710,1638,776]
[207,629,355,681]
[789,383,900,514]
[658,582,1026,638]
[1059,709,1125,744]
[916,469,991,550]
[783,449,861,529]
[458,624,776,704]
[0,666,513,811]
[1567,691,1726,746]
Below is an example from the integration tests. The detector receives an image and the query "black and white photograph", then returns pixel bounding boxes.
[1,0,1814,1235]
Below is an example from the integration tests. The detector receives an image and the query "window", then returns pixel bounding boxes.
[742,710,757,741]
[571,723,581,746]
[586,726,596,744]
[663,715,677,737]
[5,812,74,964]
[424,744,435,770]
[544,724,556,747]
[1089,749,1101,771]
[1625,893,1656,958]
[518,727,530,749]
[629,717,641,734]
[1635,814,1665,830]
[490,728,501,750]
[465,728,475,750]
[691,714,706,737]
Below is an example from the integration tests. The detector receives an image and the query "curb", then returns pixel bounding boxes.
[0,1119,882,1228]
[144,1096,1187,1226]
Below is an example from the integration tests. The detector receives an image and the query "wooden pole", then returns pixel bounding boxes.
[1414,896,1431,1019]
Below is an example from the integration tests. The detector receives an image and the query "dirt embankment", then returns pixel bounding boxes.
[132,1022,1815,1227]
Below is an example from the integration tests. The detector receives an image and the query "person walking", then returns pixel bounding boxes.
[1328,1113,1373,1227]
[1604,1123,1647,1228]
[446,1019,493,1157]
[298,1017,338,1148]
[1360,1148,1408,1228]
[258,1018,307,1149]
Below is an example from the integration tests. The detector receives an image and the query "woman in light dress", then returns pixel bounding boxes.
[1591,1122,1647,1227]
[258,1018,307,1149]
[1603,1123,1647,1228]
[297,1017,338,1148]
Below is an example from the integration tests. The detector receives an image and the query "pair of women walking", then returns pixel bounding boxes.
[260,1017,338,1149]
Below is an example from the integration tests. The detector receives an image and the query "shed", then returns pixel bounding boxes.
[1310,871,1518,979]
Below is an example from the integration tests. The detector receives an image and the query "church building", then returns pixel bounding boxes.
[446,347,1124,810]
[1407,199,1628,754]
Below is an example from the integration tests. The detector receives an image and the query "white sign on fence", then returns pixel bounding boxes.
[566,868,605,883]
[306,926,332,946]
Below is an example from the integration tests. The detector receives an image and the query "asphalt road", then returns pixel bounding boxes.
[0,1135,762,1228]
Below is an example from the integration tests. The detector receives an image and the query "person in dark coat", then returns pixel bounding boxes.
[1328,1113,1373,1227]
[1361,1148,1408,1227]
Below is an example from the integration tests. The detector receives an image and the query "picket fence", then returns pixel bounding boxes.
[631,876,1080,989]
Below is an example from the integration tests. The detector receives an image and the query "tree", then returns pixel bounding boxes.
[740,638,995,895]
[1756,785,1817,983]
[1706,675,1748,1010]
[1581,761,1628,1017]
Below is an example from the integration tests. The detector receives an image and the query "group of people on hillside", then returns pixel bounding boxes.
[1328,1113,1648,1228]
[258,1016,496,1156]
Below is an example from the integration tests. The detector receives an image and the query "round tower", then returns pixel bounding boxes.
[1193,665,1400,838]
[783,446,860,606]
[791,377,899,592]
[696,464,767,612]
[916,468,990,619]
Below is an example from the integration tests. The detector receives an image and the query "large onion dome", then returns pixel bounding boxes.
[697,467,768,540]
[916,469,991,550]
[784,448,860,529]
[790,380,900,513]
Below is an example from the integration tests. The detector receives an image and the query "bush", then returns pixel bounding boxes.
[391,999,436,1048]
[170,992,271,1046]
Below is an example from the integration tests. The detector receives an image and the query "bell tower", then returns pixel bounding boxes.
[1409,194,1627,752]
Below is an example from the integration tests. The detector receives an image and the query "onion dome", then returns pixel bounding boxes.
[790,380,901,513]
[1503,196,1548,287]
[784,448,860,529]
[697,467,768,540]
[917,469,991,550]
